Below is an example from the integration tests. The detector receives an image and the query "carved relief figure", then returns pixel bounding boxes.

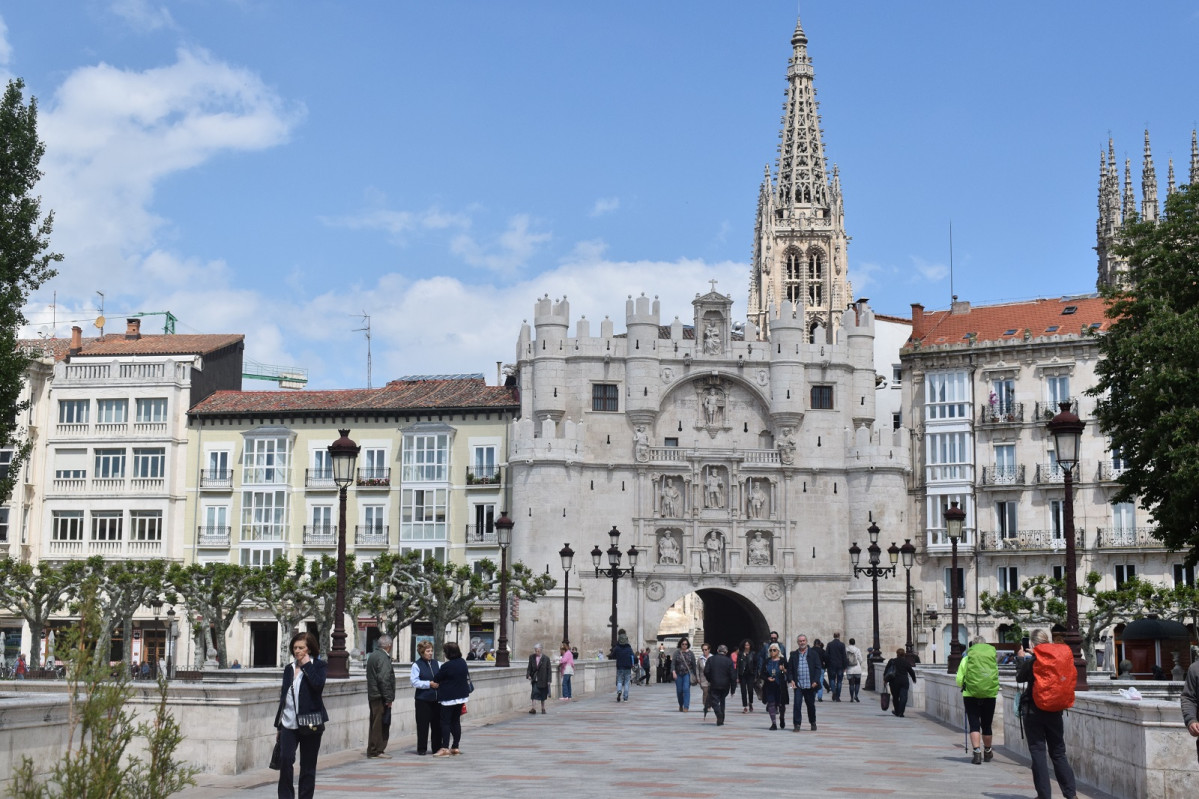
[660,477,681,517]
[633,426,649,463]
[747,531,772,566]
[748,480,769,519]
[658,531,681,565]
[703,387,724,426]
[704,466,724,509]
[778,427,797,465]
[705,530,725,572]
[703,320,721,355]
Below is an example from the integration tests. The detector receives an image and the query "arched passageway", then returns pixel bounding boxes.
[654,588,770,653]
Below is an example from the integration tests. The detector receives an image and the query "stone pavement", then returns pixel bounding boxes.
[178,681,1117,799]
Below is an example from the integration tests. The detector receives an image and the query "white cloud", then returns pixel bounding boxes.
[321,205,471,240]
[911,255,949,282]
[0,16,12,66]
[450,214,551,275]
[109,0,176,32]
[589,197,620,217]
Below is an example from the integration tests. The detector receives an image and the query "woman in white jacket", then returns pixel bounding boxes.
[843,637,864,702]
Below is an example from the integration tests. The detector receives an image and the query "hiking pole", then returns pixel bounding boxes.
[963,706,970,752]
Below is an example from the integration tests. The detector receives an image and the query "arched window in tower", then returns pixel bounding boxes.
[808,250,824,280]
[785,249,801,282]
[808,282,823,307]
[784,248,803,304]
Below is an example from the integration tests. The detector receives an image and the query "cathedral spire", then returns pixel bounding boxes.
[1191,129,1199,187]
[775,12,829,212]
[1167,159,1176,198]
[1122,158,1136,222]
[1141,130,1158,223]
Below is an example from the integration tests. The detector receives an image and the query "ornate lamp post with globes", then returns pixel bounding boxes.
[944,500,966,674]
[591,525,638,651]
[848,521,898,691]
[493,512,514,667]
[327,429,361,679]
[559,543,575,646]
[900,539,917,665]
[1047,401,1089,691]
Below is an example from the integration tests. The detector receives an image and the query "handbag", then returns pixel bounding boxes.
[460,703,468,715]
[296,712,324,730]
[382,707,392,728]
[881,691,891,712]
[269,739,281,770]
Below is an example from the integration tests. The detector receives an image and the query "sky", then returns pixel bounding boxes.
[5,1,1199,390]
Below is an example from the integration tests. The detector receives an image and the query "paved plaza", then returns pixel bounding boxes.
[177,680,1118,799]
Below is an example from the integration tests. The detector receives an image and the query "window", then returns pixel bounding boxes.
[892,365,903,386]
[927,432,970,481]
[135,398,168,423]
[311,449,332,480]
[91,511,123,541]
[242,490,287,541]
[96,399,127,424]
[208,450,230,473]
[997,566,1019,593]
[591,383,619,412]
[311,505,333,531]
[241,546,286,568]
[403,434,448,482]
[925,371,970,419]
[1051,565,1064,582]
[54,448,87,479]
[993,444,1016,483]
[0,508,8,542]
[1046,375,1070,406]
[58,399,89,424]
[402,488,447,540]
[1115,564,1136,590]
[471,445,497,481]
[810,385,834,410]
[52,511,84,541]
[362,505,386,533]
[130,511,162,541]
[401,546,446,564]
[996,501,1018,539]
[892,413,902,431]
[471,503,495,541]
[1174,564,1196,587]
[244,436,290,484]
[362,448,388,480]
[94,448,126,479]
[989,379,1015,415]
[132,448,165,479]
[203,505,229,531]
[664,437,679,448]
[1110,445,1127,471]
[0,448,12,482]
[1049,500,1066,539]
[944,566,966,607]
[927,494,972,546]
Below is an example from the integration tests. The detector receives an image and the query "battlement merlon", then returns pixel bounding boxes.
[533,295,571,329]
[845,423,912,468]
[626,294,661,327]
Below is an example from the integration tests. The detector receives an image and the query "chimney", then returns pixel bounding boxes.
[69,326,83,355]
[910,303,925,338]
[951,298,971,315]
[125,318,142,340]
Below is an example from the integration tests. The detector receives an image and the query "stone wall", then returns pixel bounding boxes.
[0,660,616,780]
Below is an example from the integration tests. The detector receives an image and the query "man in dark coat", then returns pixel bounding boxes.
[787,634,824,731]
[704,645,737,726]
[825,632,848,701]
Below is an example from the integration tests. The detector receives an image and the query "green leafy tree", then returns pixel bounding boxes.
[304,554,378,657]
[6,584,197,799]
[166,562,256,668]
[0,78,62,507]
[251,556,317,666]
[0,558,85,668]
[1091,184,1199,565]
[81,557,171,670]
[361,551,424,637]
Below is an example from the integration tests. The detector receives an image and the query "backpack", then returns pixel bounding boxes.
[961,643,999,698]
[1031,643,1076,712]
[846,648,858,667]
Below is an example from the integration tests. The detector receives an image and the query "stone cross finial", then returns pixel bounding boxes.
[709,279,719,294]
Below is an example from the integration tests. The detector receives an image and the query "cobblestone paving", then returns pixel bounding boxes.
[178,682,1116,798]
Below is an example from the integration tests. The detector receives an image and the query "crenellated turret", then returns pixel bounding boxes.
[767,297,805,426]
[625,293,662,421]
[531,295,570,422]
[844,298,877,427]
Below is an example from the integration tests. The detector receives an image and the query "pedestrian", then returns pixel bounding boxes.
[132,659,141,679]
[884,647,917,718]
[527,643,551,715]
[762,643,788,730]
[657,643,670,684]
[704,644,736,726]
[432,641,469,757]
[811,638,829,701]
[825,632,847,701]
[736,638,758,713]
[611,629,635,702]
[231,659,243,669]
[558,641,574,700]
[409,640,441,756]
[759,630,786,665]
[696,642,712,717]
[639,648,651,684]
[365,634,395,758]
[671,637,697,711]
[1016,629,1078,798]
[844,637,864,702]
[273,631,328,799]
[787,634,823,731]
[1182,657,1199,764]
[956,635,999,765]
[15,653,26,679]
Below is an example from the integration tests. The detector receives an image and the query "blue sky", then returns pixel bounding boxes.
[7,1,1199,389]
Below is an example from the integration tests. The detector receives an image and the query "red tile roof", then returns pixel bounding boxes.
[907,295,1111,349]
[17,333,242,360]
[190,376,518,416]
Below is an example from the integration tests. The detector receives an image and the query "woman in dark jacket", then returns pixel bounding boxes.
[884,647,918,718]
[736,638,758,713]
[433,641,470,757]
[762,643,789,729]
[274,631,328,799]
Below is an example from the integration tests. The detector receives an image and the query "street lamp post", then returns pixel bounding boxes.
[926,610,939,664]
[1048,401,1089,691]
[559,543,575,647]
[900,539,917,665]
[944,500,967,674]
[327,429,361,679]
[591,526,638,651]
[848,521,898,691]
[166,607,177,679]
[494,512,514,667]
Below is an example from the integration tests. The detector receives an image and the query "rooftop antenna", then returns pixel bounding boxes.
[948,222,955,304]
[355,312,372,389]
[95,290,105,338]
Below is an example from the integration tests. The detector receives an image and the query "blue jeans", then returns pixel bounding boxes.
[829,668,844,699]
[675,672,691,709]
[616,668,631,699]
[562,673,572,698]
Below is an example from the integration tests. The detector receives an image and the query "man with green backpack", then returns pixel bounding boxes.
[955,635,999,765]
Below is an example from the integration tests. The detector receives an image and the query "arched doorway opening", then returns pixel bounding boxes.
[654,588,770,654]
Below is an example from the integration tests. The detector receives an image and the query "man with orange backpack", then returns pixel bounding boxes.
[1015,629,1078,799]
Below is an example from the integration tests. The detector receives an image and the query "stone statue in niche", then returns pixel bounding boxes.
[703,466,725,509]
[704,530,725,572]
[702,387,725,427]
[747,531,772,566]
[702,319,722,355]
[660,477,681,517]
[778,427,797,466]
[633,426,649,463]
[658,531,681,565]
[747,480,769,519]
